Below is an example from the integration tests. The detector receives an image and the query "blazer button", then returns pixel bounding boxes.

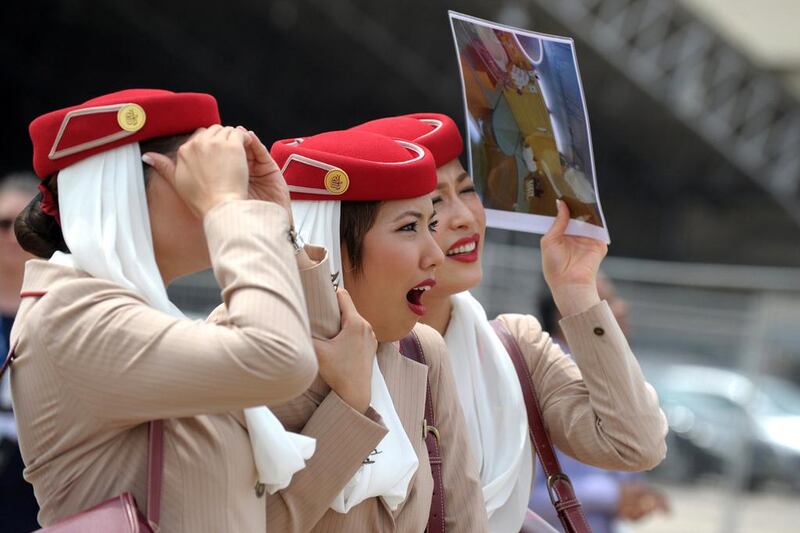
[255,482,266,498]
[593,327,605,336]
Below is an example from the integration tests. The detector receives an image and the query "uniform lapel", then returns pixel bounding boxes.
[376,341,428,454]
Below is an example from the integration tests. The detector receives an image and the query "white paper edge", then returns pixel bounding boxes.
[486,208,610,243]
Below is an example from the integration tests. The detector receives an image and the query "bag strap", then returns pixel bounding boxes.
[1,343,13,380]
[489,320,591,533]
[147,420,164,529]
[8,290,165,530]
[399,331,445,533]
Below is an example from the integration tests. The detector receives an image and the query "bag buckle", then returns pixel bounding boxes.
[546,473,574,506]
[422,419,440,443]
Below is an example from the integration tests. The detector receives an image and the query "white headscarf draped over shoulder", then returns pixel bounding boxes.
[52,142,314,494]
[445,291,534,532]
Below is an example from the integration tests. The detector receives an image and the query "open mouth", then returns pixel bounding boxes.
[446,234,480,263]
[405,279,435,316]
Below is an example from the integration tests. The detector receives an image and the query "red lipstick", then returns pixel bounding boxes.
[445,234,480,263]
[406,279,436,316]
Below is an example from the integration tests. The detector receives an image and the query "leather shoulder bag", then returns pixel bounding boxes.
[490,319,591,533]
[399,330,445,533]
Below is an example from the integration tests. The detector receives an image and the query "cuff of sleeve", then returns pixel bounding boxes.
[558,300,622,351]
[302,391,387,469]
[301,244,327,268]
[298,248,341,340]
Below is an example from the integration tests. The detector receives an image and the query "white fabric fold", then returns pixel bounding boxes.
[445,291,533,532]
[292,200,419,513]
[54,143,314,493]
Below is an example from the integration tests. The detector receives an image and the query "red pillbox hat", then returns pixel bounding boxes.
[351,113,463,168]
[29,89,221,178]
[270,130,437,201]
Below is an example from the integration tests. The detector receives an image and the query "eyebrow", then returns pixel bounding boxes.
[393,208,437,222]
[435,172,471,190]
[393,210,424,222]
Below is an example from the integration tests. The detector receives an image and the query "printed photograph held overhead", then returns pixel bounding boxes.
[449,11,609,242]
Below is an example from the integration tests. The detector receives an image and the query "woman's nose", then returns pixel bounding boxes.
[449,197,474,230]
[422,231,445,271]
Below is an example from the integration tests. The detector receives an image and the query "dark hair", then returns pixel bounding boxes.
[14,174,68,258]
[340,200,382,276]
[14,134,191,259]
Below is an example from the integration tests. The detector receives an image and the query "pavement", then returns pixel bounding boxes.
[626,481,800,533]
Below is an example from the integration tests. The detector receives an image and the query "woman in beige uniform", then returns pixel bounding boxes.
[354,113,668,533]
[8,89,319,531]
[259,129,489,531]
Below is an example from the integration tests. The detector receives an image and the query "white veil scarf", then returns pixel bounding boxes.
[53,143,314,494]
[292,200,419,513]
[445,291,534,532]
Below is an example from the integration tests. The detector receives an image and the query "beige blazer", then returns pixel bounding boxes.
[254,248,489,532]
[9,201,318,532]
[497,309,668,471]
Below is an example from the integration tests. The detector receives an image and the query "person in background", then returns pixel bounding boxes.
[529,272,670,533]
[0,172,40,532]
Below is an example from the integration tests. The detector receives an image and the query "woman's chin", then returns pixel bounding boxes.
[374,313,419,343]
[435,269,483,297]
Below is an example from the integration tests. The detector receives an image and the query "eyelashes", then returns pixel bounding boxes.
[431,187,476,206]
[398,219,439,232]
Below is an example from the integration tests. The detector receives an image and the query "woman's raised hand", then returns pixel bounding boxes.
[236,127,292,221]
[540,199,608,317]
[143,125,249,218]
[313,289,377,414]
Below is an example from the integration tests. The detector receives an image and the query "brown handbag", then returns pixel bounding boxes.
[490,320,592,533]
[2,343,164,533]
[399,331,445,533]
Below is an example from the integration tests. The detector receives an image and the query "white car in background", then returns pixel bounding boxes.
[642,363,800,491]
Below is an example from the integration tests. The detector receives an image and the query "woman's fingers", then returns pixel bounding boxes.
[248,131,270,163]
[205,124,225,139]
[335,288,360,325]
[543,199,571,242]
[227,127,248,147]
[142,152,177,189]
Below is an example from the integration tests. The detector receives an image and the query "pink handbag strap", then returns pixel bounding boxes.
[399,331,445,533]
[490,320,592,533]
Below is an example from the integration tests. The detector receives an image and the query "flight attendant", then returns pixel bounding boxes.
[9,89,319,531]
[353,113,668,533]
[260,129,489,532]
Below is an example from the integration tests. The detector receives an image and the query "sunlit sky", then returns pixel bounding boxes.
[679,0,800,94]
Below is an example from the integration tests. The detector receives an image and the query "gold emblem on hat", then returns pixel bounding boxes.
[324,169,349,195]
[117,104,146,132]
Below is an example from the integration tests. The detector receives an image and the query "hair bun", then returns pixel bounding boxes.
[14,193,68,258]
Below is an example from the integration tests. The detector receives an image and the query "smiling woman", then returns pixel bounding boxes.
[354,112,668,533]
[263,129,489,531]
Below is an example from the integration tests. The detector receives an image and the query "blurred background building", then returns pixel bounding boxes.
[4,1,799,532]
